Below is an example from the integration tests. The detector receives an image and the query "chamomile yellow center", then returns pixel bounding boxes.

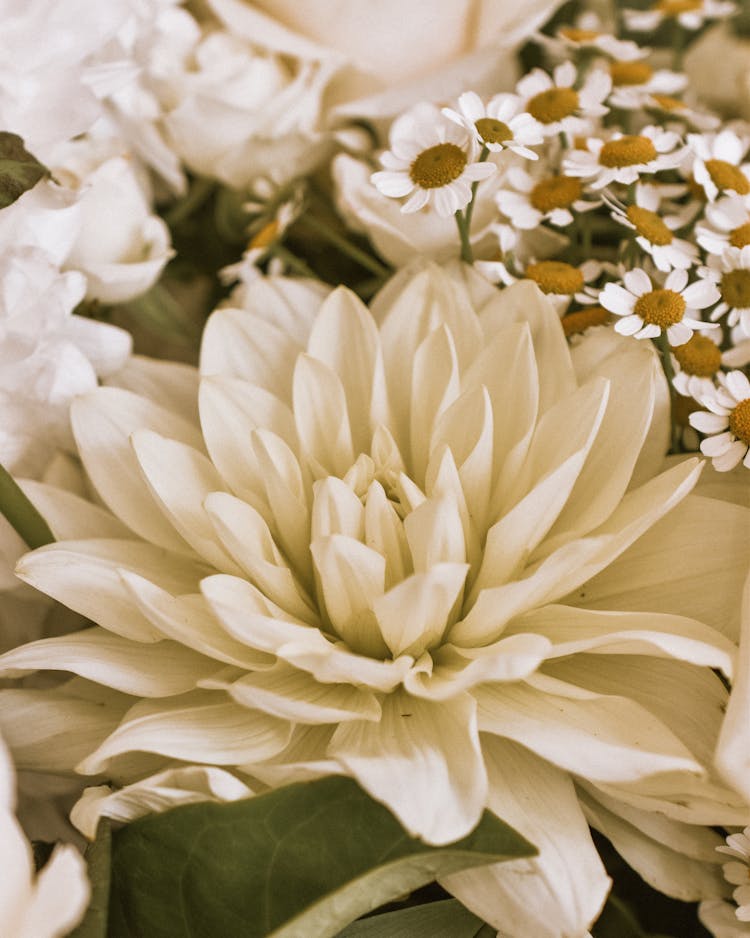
[729,398,750,446]
[559,26,601,42]
[729,223,750,248]
[530,176,583,212]
[475,118,513,145]
[562,306,610,336]
[626,205,674,245]
[705,159,750,195]
[526,261,584,295]
[671,334,722,376]
[600,136,658,168]
[650,94,685,112]
[409,143,467,189]
[654,0,703,14]
[249,219,280,251]
[634,288,686,326]
[721,269,750,308]
[610,61,654,87]
[527,87,579,124]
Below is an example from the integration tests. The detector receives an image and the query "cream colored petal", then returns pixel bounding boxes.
[443,737,609,938]
[476,681,703,782]
[77,693,293,774]
[404,496,466,571]
[329,690,487,845]
[311,477,365,542]
[16,540,209,643]
[293,353,355,477]
[106,355,200,424]
[17,480,130,540]
[71,388,202,553]
[233,275,327,347]
[13,842,89,938]
[249,724,341,787]
[364,480,413,588]
[410,324,461,482]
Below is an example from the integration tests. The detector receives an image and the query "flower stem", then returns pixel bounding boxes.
[272,244,318,279]
[455,210,473,264]
[464,144,489,235]
[165,177,215,228]
[299,213,390,278]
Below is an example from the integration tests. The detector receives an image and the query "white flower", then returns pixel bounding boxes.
[536,16,646,62]
[608,184,699,271]
[0,732,89,938]
[643,92,720,132]
[486,257,601,315]
[3,266,745,936]
[608,61,688,111]
[719,828,750,921]
[697,196,750,255]
[690,370,750,470]
[698,245,750,336]
[496,165,600,229]
[564,126,684,189]
[371,113,495,217]
[600,267,720,345]
[689,130,750,202]
[515,61,611,138]
[443,92,543,160]
[624,0,737,32]
[700,899,750,938]
[670,332,728,400]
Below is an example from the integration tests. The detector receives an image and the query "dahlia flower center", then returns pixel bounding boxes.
[530,176,582,212]
[409,143,467,189]
[562,306,610,336]
[705,159,750,196]
[527,87,579,124]
[654,0,702,14]
[249,219,280,251]
[525,261,584,295]
[599,136,657,168]
[610,61,654,87]
[671,334,721,376]
[634,288,686,327]
[559,26,600,42]
[626,205,674,245]
[721,269,750,308]
[729,223,750,249]
[729,398,750,446]
[650,94,685,112]
[475,117,513,145]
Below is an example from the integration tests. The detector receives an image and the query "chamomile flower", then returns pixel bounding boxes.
[491,256,601,314]
[515,61,611,139]
[643,93,720,132]
[600,267,720,345]
[608,61,687,111]
[442,92,542,160]
[624,0,737,32]
[496,165,600,229]
[534,13,646,62]
[371,113,495,217]
[718,827,750,921]
[688,130,750,202]
[564,126,684,190]
[698,245,750,335]
[696,195,750,255]
[220,197,300,284]
[670,332,725,399]
[607,183,698,271]
[690,370,750,470]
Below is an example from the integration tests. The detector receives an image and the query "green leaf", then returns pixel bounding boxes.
[593,894,646,938]
[0,132,48,208]
[0,462,54,548]
[334,899,484,938]
[108,775,535,938]
[69,821,112,938]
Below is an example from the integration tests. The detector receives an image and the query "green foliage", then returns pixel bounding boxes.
[0,462,53,548]
[334,898,485,937]
[70,821,112,938]
[0,132,48,209]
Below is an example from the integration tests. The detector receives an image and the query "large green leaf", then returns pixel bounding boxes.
[334,899,484,937]
[0,463,54,548]
[0,133,48,208]
[69,821,112,938]
[108,775,535,938]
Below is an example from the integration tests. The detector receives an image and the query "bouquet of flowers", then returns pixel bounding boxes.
[1,1,750,936]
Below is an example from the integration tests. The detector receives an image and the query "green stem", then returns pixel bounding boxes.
[164,177,215,228]
[0,463,54,549]
[654,331,679,450]
[671,21,688,70]
[272,244,318,279]
[455,210,473,264]
[464,144,489,235]
[300,214,389,278]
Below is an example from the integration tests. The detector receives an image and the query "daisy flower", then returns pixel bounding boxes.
[624,0,737,32]
[670,332,725,399]
[442,92,543,161]
[489,256,601,314]
[563,126,684,189]
[696,195,750,255]
[643,93,720,132]
[608,61,688,111]
[690,370,750,470]
[515,61,611,139]
[371,112,495,218]
[688,130,750,202]
[496,165,600,229]
[534,13,646,62]
[600,267,720,345]
[607,183,699,271]
[698,245,750,335]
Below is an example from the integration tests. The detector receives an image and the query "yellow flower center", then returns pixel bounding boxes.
[248,219,280,251]
[634,288,686,327]
[729,398,750,446]
[559,26,601,42]
[527,87,579,125]
[721,269,750,308]
[409,143,467,189]
[705,159,750,195]
[626,205,674,245]
[729,222,750,248]
[654,0,703,14]
[650,94,685,112]
[474,117,513,145]
[610,61,654,87]
[562,306,610,336]
[600,136,658,168]
[671,333,722,376]
[530,176,583,212]
[526,261,584,295]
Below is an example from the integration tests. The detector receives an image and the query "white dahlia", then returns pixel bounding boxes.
[2,268,748,937]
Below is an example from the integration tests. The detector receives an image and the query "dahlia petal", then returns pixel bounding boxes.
[410,324,461,481]
[13,844,90,938]
[311,477,365,542]
[107,355,199,423]
[404,497,466,570]
[475,681,702,782]
[329,691,487,845]
[716,570,750,803]
[17,479,130,541]
[443,738,609,938]
[248,724,341,787]
[293,353,355,477]
[364,480,413,588]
